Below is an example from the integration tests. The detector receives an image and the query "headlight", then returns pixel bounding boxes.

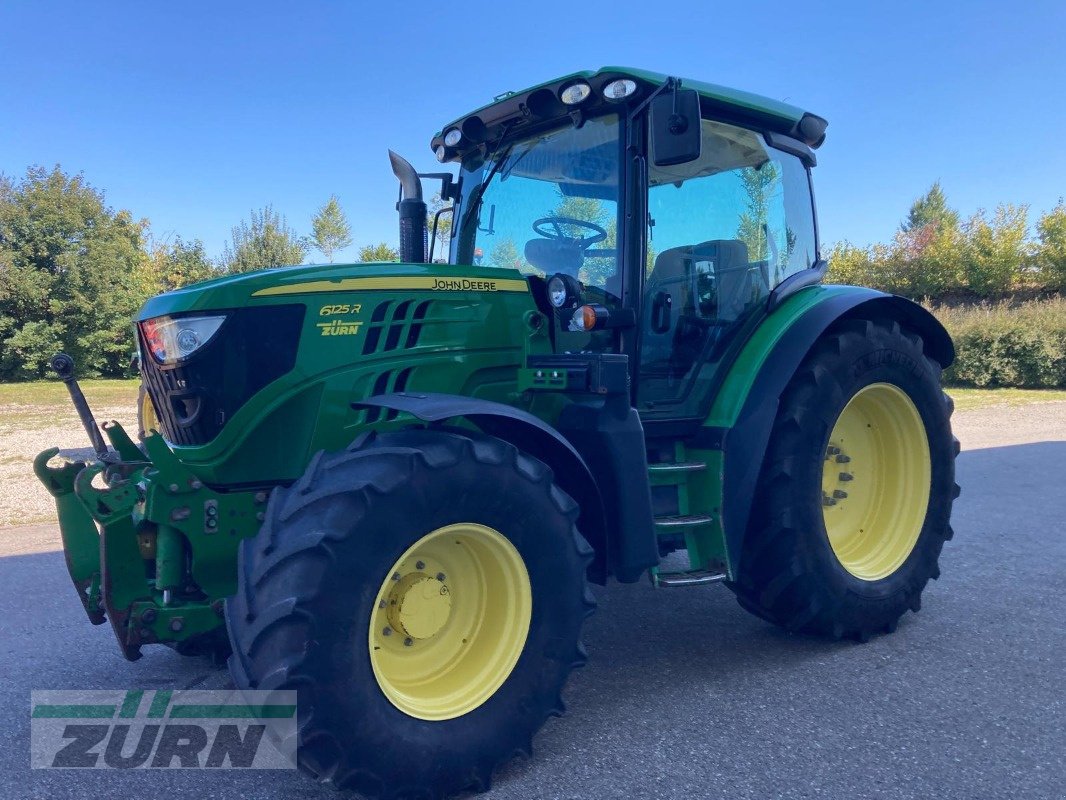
[140,314,226,364]
[559,81,592,105]
[443,128,462,147]
[603,78,637,101]
[547,273,582,308]
[434,145,447,163]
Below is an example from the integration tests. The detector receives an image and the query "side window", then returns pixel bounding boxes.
[639,119,817,413]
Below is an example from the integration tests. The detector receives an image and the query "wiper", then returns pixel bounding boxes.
[464,123,518,234]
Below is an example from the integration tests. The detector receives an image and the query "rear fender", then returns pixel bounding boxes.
[708,287,952,574]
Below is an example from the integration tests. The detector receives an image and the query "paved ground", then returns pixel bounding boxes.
[1,403,1064,799]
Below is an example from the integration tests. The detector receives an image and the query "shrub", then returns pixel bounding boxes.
[933,298,1066,388]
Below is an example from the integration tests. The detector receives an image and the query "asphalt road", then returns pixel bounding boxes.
[1,403,1064,799]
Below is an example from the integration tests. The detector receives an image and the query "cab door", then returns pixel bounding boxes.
[637,118,818,420]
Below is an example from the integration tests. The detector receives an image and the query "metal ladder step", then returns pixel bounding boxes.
[647,461,707,474]
[654,569,728,588]
[653,514,714,530]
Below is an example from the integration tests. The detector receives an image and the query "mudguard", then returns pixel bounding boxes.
[355,392,612,583]
[710,287,953,574]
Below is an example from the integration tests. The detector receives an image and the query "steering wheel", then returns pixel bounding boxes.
[532,216,608,249]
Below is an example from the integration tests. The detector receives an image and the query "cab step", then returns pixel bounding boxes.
[652,569,728,588]
[647,461,707,474]
[653,514,714,530]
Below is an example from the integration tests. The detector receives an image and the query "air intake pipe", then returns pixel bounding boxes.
[389,150,427,263]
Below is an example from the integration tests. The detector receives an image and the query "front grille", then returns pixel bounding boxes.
[139,304,305,446]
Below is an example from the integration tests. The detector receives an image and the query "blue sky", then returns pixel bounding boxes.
[2,1,1063,264]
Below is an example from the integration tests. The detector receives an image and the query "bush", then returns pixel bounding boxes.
[933,298,1066,388]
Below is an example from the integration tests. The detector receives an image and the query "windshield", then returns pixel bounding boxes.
[452,113,622,299]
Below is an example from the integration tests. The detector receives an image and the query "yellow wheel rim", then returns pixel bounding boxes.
[821,383,931,581]
[139,388,159,435]
[368,523,532,721]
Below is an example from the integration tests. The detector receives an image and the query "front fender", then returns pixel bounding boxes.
[355,392,611,583]
[707,286,952,574]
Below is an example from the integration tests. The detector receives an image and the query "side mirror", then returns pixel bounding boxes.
[650,88,702,167]
[650,291,673,333]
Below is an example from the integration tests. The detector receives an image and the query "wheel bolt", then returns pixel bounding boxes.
[382,626,392,636]
[391,572,401,582]
[835,454,851,463]
[436,572,446,582]
[833,489,848,499]
[822,495,837,507]
[839,472,854,482]
[826,446,841,457]
[378,600,386,609]
[415,560,425,570]
[403,638,413,647]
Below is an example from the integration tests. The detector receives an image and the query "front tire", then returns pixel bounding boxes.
[225,428,594,798]
[730,318,959,640]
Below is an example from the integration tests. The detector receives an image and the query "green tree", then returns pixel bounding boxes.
[221,206,306,273]
[488,237,525,272]
[1036,200,1066,290]
[735,162,780,265]
[902,181,959,233]
[358,242,399,262]
[960,204,1031,296]
[311,195,352,263]
[145,235,217,292]
[427,194,453,263]
[0,165,150,379]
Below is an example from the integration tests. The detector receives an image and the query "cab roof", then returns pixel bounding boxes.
[431,66,827,159]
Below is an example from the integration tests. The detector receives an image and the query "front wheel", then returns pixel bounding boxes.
[731,318,959,640]
[225,429,594,798]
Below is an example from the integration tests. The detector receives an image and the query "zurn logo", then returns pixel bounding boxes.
[30,689,296,769]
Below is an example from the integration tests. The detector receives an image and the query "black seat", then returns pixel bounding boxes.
[524,237,584,276]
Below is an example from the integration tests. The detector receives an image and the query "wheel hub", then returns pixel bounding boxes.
[386,573,452,640]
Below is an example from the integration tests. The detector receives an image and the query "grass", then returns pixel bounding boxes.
[945,387,1066,411]
[0,378,140,407]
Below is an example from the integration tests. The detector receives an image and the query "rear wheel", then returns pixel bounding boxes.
[225,428,594,798]
[731,318,959,640]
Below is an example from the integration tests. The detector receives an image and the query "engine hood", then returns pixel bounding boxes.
[136,261,530,320]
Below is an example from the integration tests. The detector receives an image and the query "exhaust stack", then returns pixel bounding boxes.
[389,150,427,263]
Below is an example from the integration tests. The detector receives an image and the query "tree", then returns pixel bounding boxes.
[902,181,959,233]
[144,235,218,292]
[427,194,453,263]
[310,195,352,263]
[735,162,782,271]
[221,206,306,273]
[1036,200,1066,290]
[358,242,399,262]
[0,165,149,379]
[488,238,525,272]
[960,204,1030,296]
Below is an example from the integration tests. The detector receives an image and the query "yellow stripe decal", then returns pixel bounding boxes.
[252,276,529,297]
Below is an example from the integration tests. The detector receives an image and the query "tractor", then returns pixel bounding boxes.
[36,67,959,798]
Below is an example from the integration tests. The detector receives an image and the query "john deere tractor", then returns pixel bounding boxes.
[36,68,959,797]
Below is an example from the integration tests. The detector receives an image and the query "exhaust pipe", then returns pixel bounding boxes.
[389,150,427,263]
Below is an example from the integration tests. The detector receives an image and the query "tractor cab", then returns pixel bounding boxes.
[432,68,827,423]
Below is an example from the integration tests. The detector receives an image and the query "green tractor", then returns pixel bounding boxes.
[36,68,959,797]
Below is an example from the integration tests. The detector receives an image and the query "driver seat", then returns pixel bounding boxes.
[524,237,584,276]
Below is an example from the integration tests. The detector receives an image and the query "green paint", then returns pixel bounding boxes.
[169,705,297,719]
[148,690,172,718]
[118,690,143,718]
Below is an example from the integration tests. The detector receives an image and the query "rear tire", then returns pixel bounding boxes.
[730,318,959,640]
[224,428,594,798]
